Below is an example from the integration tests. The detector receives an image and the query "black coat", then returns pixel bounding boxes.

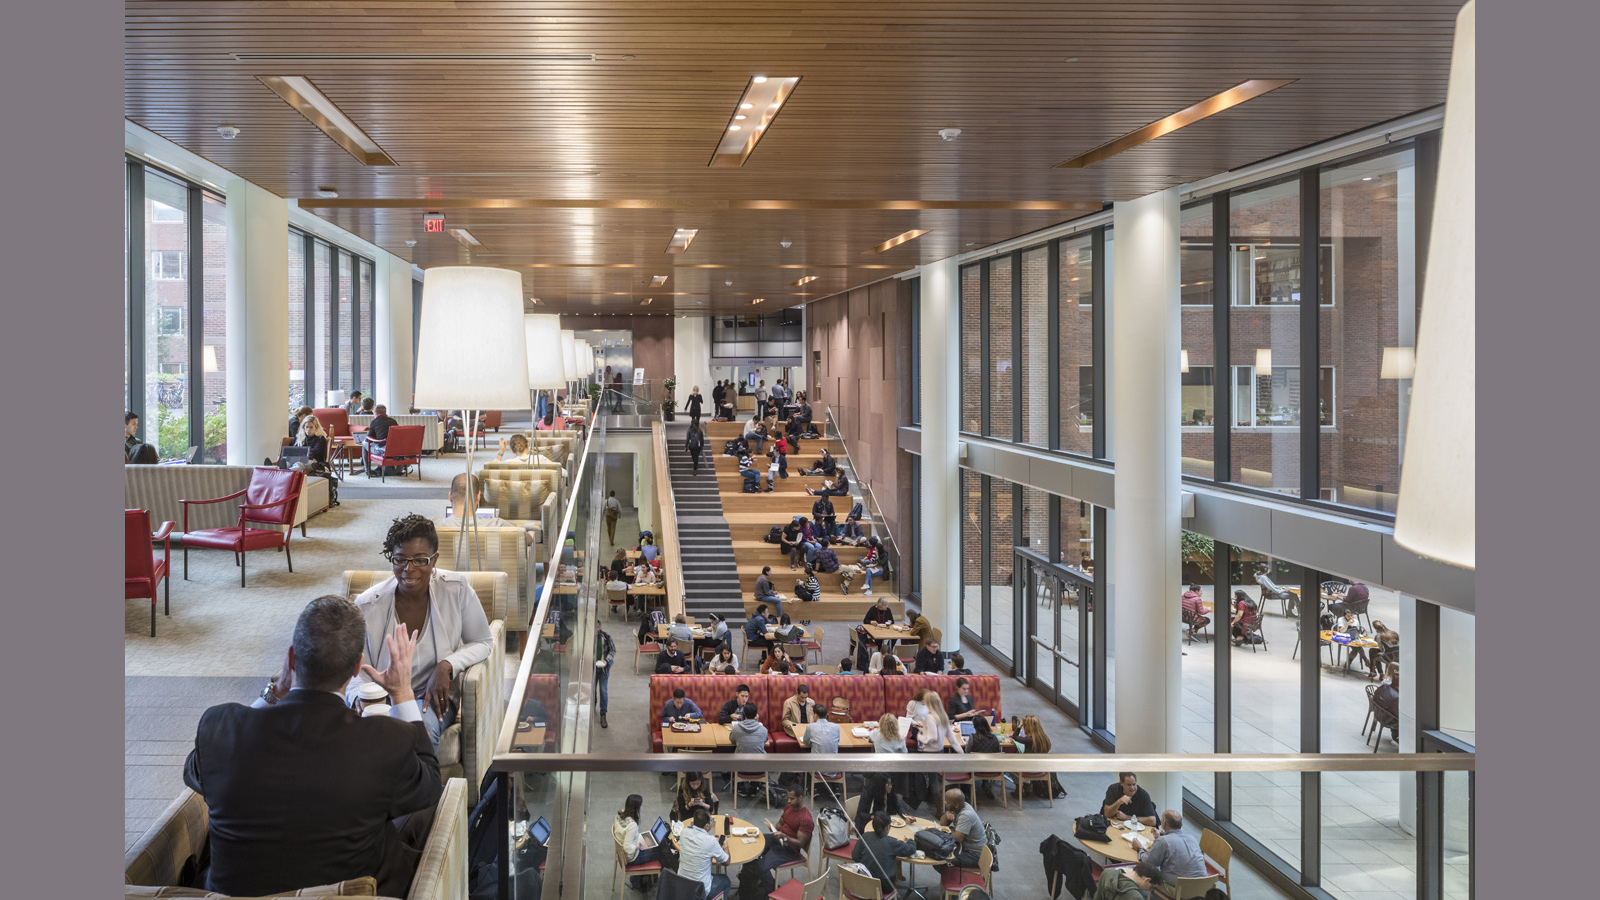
[687,394,703,416]
[183,690,441,898]
[1039,833,1094,900]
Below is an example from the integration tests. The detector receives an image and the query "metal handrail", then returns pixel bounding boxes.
[822,404,905,583]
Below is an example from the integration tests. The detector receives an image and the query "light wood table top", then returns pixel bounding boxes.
[510,724,547,752]
[1086,820,1158,864]
[662,723,732,751]
[861,623,912,643]
[628,584,667,596]
[676,815,764,867]
[885,815,946,864]
[793,721,876,750]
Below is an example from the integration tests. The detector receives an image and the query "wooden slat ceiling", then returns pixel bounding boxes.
[126,1,1463,314]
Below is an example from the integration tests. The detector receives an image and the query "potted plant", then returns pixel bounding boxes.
[662,376,677,421]
[1181,530,1215,585]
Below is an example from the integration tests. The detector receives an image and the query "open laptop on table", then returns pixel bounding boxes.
[636,817,671,851]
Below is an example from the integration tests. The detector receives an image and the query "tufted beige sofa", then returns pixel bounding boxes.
[434,525,533,636]
[124,778,468,900]
[342,570,507,805]
[477,468,560,556]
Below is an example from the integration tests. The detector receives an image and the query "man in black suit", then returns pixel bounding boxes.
[183,596,442,898]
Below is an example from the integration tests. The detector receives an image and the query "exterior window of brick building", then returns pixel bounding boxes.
[312,241,333,407]
[337,251,355,392]
[960,469,983,634]
[1229,178,1304,496]
[142,170,190,459]
[200,193,227,462]
[959,263,982,433]
[1059,234,1095,454]
[288,235,307,408]
[987,256,1013,439]
[1020,247,1050,447]
[1318,146,1416,513]
[1180,203,1216,478]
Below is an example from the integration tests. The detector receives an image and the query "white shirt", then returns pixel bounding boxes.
[252,689,423,724]
[347,569,494,701]
[612,815,644,862]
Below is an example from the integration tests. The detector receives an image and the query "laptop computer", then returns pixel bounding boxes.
[636,817,670,851]
[528,816,552,847]
[958,721,976,738]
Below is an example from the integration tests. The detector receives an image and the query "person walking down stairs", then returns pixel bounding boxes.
[686,425,705,475]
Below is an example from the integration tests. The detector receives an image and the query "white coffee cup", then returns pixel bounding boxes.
[361,703,392,718]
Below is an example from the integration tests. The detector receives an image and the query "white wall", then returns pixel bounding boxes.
[673,316,713,402]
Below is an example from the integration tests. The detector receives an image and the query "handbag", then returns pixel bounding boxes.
[1073,814,1111,844]
[915,828,956,858]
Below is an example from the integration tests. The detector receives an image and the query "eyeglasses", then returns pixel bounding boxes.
[387,552,438,570]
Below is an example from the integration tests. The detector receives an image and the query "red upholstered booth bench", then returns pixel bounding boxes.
[760,674,888,752]
[648,675,771,754]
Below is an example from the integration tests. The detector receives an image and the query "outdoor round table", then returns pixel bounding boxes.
[676,814,764,867]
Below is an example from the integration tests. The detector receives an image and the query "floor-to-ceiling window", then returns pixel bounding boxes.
[1181,202,1217,478]
[124,156,225,461]
[293,229,377,410]
[959,263,982,433]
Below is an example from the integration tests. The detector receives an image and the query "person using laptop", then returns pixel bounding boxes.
[611,794,665,891]
[945,677,986,723]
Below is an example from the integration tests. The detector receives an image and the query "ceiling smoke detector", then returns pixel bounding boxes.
[938,128,962,142]
[216,125,240,140]
[404,240,417,247]
[315,186,338,198]
[780,240,792,249]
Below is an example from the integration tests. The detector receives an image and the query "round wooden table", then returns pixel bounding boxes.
[884,814,946,895]
[677,814,764,867]
[1083,820,1155,864]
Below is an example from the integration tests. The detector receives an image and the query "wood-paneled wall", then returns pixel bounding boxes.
[805,279,915,583]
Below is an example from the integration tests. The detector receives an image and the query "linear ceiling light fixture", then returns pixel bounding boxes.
[650,275,670,286]
[791,275,818,286]
[449,228,483,248]
[710,76,801,168]
[257,75,397,166]
[1054,78,1296,169]
[665,228,699,255]
[641,298,654,305]
[863,229,929,254]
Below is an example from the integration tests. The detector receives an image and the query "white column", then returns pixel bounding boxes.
[1111,189,1184,812]
[225,179,289,466]
[673,316,713,408]
[375,252,415,409]
[919,259,962,650]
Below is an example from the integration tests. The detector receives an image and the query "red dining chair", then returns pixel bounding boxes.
[366,425,424,482]
[181,468,305,587]
[126,509,175,637]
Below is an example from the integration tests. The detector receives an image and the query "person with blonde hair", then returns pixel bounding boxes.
[918,691,961,754]
[296,413,329,465]
[869,712,906,754]
[1014,714,1053,754]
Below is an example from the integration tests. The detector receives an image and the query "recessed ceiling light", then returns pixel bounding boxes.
[863,229,929,254]
[710,75,801,167]
[641,298,653,305]
[665,228,699,255]
[791,275,817,287]
[1055,78,1296,169]
[1362,176,1374,181]
[257,75,396,166]
[1065,57,1080,62]
[650,275,669,286]
[751,298,765,305]
[449,227,483,248]
[315,186,338,198]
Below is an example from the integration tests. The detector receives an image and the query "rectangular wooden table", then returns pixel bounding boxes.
[792,721,1018,752]
[861,623,912,643]
[661,723,732,751]
[510,725,547,752]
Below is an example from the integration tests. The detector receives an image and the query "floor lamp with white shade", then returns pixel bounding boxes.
[559,329,577,415]
[413,266,531,570]
[525,314,566,427]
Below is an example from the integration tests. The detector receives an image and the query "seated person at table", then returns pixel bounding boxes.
[186,598,441,899]
[908,610,935,648]
[350,515,494,746]
[1229,590,1261,646]
[1373,663,1401,740]
[494,432,552,466]
[608,549,629,582]
[730,703,770,756]
[639,539,661,563]
[677,809,731,900]
[286,406,312,442]
[668,613,695,643]
[780,683,815,738]
[761,644,805,675]
[655,645,693,676]
[432,474,534,547]
[799,448,837,477]
[946,677,983,722]
[1364,621,1400,679]
[673,771,720,820]
[129,442,160,464]
[635,560,663,586]
[360,397,376,415]
[612,794,660,891]
[1255,564,1297,616]
[1328,581,1370,619]
[744,604,773,657]
[660,688,703,724]
[297,414,331,465]
[854,811,917,896]
[914,639,946,674]
[937,788,987,869]
[1182,583,1210,635]
[863,596,895,626]
[1127,809,1209,886]
[1103,772,1159,826]
[804,470,851,498]
[811,494,837,535]
[794,566,821,603]
[1095,861,1161,900]
[838,657,855,675]
[717,684,753,724]
[754,566,786,619]
[743,788,815,896]
[946,652,973,676]
[706,643,740,675]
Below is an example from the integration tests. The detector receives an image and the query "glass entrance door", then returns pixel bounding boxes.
[1019,548,1089,722]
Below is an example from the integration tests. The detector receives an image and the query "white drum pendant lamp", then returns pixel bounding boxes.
[525,315,567,390]
[1395,0,1474,570]
[560,330,578,382]
[413,266,530,410]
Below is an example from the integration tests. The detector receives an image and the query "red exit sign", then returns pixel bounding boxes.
[424,212,446,233]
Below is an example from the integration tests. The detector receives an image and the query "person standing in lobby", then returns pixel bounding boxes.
[686,385,704,429]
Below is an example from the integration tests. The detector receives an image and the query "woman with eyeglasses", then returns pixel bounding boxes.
[348,514,494,746]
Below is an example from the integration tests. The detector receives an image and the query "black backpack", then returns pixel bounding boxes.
[763,526,783,544]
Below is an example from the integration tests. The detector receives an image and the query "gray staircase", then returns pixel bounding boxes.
[665,424,746,624]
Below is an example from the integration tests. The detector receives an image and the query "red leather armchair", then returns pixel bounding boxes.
[366,424,424,482]
[180,468,305,587]
[312,407,362,474]
[126,509,175,637]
